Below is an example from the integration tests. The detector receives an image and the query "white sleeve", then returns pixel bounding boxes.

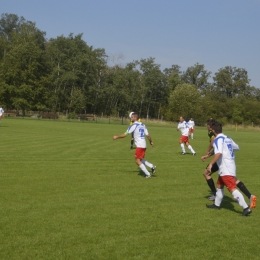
[232,140,240,152]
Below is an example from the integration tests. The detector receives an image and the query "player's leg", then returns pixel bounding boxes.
[179,137,186,154]
[191,129,194,139]
[135,149,151,178]
[185,141,196,155]
[235,178,257,209]
[141,159,156,174]
[203,163,218,200]
[130,132,134,149]
[225,176,251,216]
[206,177,224,209]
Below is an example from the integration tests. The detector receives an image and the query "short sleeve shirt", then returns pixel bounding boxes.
[213,133,239,176]
[126,122,148,148]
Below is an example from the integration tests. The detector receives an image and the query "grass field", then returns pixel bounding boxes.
[1,118,259,260]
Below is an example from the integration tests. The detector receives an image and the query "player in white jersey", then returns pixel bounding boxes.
[205,122,252,216]
[188,118,195,139]
[0,106,4,118]
[113,112,156,178]
[177,116,196,155]
[201,119,257,207]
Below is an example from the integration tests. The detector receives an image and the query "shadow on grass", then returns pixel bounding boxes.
[125,169,157,178]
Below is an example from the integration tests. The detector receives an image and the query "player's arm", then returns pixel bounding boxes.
[205,136,215,155]
[146,134,154,146]
[207,153,221,174]
[201,149,214,162]
[232,140,240,152]
[113,133,127,140]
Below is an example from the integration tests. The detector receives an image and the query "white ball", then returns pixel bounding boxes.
[129,112,134,118]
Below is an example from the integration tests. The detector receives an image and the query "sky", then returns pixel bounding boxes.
[2,0,260,87]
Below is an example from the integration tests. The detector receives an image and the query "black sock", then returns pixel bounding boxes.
[131,140,134,146]
[206,178,216,196]
[236,181,251,199]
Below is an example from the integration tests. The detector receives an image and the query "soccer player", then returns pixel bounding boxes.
[0,106,4,123]
[113,112,156,178]
[177,116,196,155]
[129,112,142,150]
[205,122,253,216]
[188,118,195,139]
[201,120,257,209]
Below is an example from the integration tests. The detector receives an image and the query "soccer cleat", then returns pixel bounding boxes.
[151,165,156,174]
[145,175,151,178]
[206,204,220,210]
[208,195,216,201]
[130,146,133,149]
[192,153,196,156]
[181,152,186,155]
[242,207,252,216]
[250,195,257,209]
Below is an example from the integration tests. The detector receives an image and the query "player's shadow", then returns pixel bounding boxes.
[205,194,244,215]
[137,169,156,178]
[176,152,195,156]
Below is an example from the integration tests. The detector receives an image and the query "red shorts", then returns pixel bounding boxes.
[217,176,236,191]
[180,135,189,143]
[189,128,194,133]
[135,148,146,159]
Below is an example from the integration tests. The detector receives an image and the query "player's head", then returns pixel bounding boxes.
[211,121,222,135]
[206,119,215,130]
[180,116,184,122]
[131,112,139,122]
[190,118,193,121]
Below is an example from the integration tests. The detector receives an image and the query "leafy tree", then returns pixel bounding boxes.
[166,83,203,123]
[0,16,49,111]
[213,66,250,98]
[181,63,211,92]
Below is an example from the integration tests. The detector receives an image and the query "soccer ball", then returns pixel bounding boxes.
[129,112,134,118]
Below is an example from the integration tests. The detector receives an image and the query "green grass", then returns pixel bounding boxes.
[0,118,259,260]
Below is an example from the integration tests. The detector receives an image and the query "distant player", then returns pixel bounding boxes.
[205,122,252,216]
[188,118,195,139]
[113,112,156,178]
[129,112,142,149]
[0,106,4,122]
[177,116,196,155]
[202,120,257,209]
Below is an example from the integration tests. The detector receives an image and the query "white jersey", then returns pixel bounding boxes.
[177,121,190,136]
[126,122,148,148]
[213,133,239,177]
[188,120,195,129]
[0,107,4,116]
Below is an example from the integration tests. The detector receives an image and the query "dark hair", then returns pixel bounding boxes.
[132,112,139,119]
[211,121,222,134]
[206,119,215,126]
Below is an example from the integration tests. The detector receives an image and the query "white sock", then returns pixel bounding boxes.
[232,189,248,209]
[139,164,151,177]
[141,159,153,169]
[181,143,185,153]
[191,133,194,139]
[215,188,224,207]
[188,145,195,154]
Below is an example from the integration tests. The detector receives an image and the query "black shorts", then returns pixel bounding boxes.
[206,162,219,173]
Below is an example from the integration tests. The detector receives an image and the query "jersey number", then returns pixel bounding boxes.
[139,128,145,138]
[227,143,234,158]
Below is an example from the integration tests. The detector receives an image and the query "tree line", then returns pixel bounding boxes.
[1,13,260,125]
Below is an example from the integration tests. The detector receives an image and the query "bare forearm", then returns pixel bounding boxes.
[146,135,154,146]
[113,133,126,140]
[209,153,221,166]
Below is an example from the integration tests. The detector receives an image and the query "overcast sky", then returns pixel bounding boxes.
[2,0,260,87]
